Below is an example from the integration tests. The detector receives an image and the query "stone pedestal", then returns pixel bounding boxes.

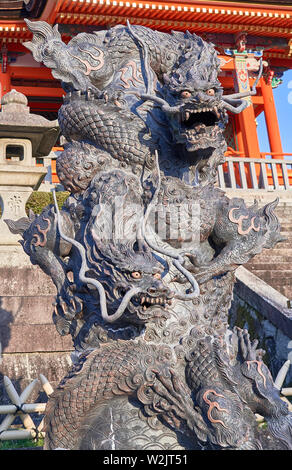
[0,88,59,246]
[0,186,33,244]
[0,245,73,404]
[0,167,47,245]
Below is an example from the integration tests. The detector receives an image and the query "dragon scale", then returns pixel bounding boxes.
[5,19,292,450]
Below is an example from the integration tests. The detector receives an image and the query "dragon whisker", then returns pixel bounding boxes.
[222,100,249,114]
[222,57,263,101]
[52,190,141,323]
[140,94,181,114]
[140,151,200,299]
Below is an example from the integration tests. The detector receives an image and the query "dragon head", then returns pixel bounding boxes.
[139,31,262,164]
[95,243,173,325]
[162,39,227,157]
[58,170,174,327]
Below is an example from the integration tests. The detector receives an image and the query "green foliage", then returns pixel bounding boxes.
[25,191,70,215]
[0,436,44,450]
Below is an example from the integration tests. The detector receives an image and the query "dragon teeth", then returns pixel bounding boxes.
[183,107,219,115]
[214,106,220,119]
[140,295,167,307]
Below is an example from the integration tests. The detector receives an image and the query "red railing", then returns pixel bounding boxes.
[222,149,292,188]
[37,147,292,189]
[50,146,63,183]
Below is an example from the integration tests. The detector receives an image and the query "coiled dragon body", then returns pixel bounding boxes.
[5,19,291,450]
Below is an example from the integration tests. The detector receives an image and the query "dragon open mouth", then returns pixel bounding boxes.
[181,108,219,128]
[174,106,224,153]
[138,294,172,310]
[117,287,173,314]
[124,291,173,324]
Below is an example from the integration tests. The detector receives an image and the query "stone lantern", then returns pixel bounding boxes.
[0,89,59,245]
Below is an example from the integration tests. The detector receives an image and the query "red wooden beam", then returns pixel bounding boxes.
[14,86,64,98]
[28,102,61,110]
[10,66,56,81]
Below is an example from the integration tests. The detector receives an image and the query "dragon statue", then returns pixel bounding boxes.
[6,19,292,450]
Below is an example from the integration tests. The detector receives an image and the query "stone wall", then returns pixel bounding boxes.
[229,266,292,387]
[0,246,73,404]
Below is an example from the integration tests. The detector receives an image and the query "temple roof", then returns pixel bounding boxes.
[0,1,47,19]
[0,0,291,67]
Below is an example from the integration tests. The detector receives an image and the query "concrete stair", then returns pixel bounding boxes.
[224,190,292,299]
[0,262,74,354]
[0,248,74,396]
[241,198,292,299]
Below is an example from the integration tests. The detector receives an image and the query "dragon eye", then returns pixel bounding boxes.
[206,89,215,96]
[153,272,161,279]
[181,90,191,99]
[131,271,142,279]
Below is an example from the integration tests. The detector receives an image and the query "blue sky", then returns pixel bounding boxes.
[257,69,292,157]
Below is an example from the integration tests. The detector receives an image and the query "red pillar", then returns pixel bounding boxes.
[233,55,262,187]
[238,108,261,159]
[233,55,261,159]
[0,66,11,103]
[235,115,245,154]
[260,76,283,158]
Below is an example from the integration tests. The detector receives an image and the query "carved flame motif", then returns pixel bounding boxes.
[32,217,51,247]
[202,389,229,428]
[228,206,260,235]
[68,46,104,76]
[119,61,144,89]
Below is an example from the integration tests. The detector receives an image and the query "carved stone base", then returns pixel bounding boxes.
[0,186,33,245]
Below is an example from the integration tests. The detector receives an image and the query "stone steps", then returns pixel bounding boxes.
[246,262,292,271]
[0,265,56,297]
[277,231,292,236]
[248,270,292,280]
[266,284,291,299]
[0,255,73,395]
[245,202,292,298]
[278,224,292,231]
[260,248,292,257]
[273,241,292,249]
